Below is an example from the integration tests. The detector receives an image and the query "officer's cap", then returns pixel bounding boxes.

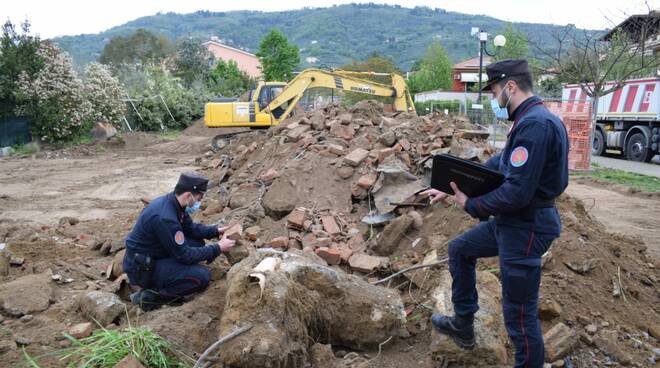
[176,171,208,193]
[482,59,531,91]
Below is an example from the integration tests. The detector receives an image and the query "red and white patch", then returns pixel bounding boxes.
[174,230,185,245]
[510,146,529,167]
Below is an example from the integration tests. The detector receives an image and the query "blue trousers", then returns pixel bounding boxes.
[125,238,211,298]
[448,219,556,368]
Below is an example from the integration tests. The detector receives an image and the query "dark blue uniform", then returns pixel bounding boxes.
[123,192,220,298]
[449,96,568,367]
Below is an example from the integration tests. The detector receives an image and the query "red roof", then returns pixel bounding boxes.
[453,56,492,70]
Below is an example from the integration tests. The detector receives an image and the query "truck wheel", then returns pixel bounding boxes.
[625,132,653,162]
[592,129,605,156]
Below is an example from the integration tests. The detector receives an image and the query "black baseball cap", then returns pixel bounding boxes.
[176,171,209,193]
[482,59,531,91]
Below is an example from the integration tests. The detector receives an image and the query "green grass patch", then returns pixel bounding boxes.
[11,143,39,156]
[22,325,194,368]
[574,167,660,193]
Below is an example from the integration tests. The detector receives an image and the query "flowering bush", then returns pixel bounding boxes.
[83,62,126,126]
[15,42,92,143]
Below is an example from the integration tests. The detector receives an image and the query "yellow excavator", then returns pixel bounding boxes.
[204,68,416,129]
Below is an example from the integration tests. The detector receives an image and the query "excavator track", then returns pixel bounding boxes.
[210,128,266,152]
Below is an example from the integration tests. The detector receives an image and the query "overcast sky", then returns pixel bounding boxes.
[3,0,658,39]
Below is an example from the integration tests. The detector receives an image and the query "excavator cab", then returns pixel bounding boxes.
[204,81,287,128]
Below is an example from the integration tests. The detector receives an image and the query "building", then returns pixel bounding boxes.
[451,56,491,92]
[601,11,660,56]
[203,39,261,78]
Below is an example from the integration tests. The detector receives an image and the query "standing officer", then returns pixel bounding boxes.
[421,60,569,367]
[123,171,236,311]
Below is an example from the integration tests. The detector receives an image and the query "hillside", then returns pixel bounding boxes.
[53,3,598,70]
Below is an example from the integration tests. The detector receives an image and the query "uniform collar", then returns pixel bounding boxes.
[168,192,185,216]
[509,96,542,122]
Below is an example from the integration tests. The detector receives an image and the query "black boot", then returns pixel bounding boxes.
[431,313,475,349]
[130,289,182,312]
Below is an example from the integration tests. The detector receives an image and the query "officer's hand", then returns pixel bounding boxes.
[449,182,468,208]
[218,225,229,235]
[420,188,449,205]
[218,234,235,252]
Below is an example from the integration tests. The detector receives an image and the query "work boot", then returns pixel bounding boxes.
[431,313,475,349]
[130,289,182,312]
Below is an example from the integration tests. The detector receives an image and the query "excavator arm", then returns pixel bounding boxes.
[264,68,415,123]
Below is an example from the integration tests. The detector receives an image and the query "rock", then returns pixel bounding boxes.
[245,226,261,241]
[595,336,632,366]
[327,144,346,156]
[229,184,258,209]
[544,322,577,362]
[539,299,562,320]
[258,169,280,183]
[0,270,53,316]
[225,243,250,265]
[315,247,341,265]
[69,322,93,339]
[14,336,31,346]
[648,324,660,340]
[337,245,353,264]
[90,121,117,141]
[343,148,369,167]
[287,125,311,142]
[203,202,225,216]
[348,253,389,273]
[430,270,508,366]
[78,291,126,326]
[262,183,297,220]
[113,355,145,368]
[377,147,395,162]
[310,343,338,368]
[59,216,80,226]
[287,209,307,230]
[408,211,423,230]
[585,324,598,335]
[268,237,289,249]
[338,113,353,124]
[550,360,565,368]
[109,240,126,254]
[321,216,341,237]
[378,131,396,147]
[111,249,126,279]
[336,166,355,179]
[329,123,355,140]
[371,214,413,256]
[357,173,378,189]
[0,340,17,354]
[309,110,326,130]
[224,223,243,241]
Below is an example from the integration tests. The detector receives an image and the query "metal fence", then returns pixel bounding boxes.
[0,116,31,147]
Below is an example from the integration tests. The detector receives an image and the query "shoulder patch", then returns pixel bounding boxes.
[174,230,185,245]
[510,146,528,167]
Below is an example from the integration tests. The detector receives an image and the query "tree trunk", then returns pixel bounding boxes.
[586,96,599,171]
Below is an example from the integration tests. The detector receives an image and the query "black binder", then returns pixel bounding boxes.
[431,154,504,197]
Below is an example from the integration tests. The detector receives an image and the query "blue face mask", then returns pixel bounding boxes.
[185,201,201,215]
[490,88,511,120]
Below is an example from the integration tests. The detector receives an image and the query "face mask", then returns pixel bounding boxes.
[490,86,512,120]
[185,201,201,215]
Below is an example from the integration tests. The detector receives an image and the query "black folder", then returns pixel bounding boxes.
[431,154,504,197]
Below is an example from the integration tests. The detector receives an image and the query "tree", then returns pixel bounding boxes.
[256,29,300,81]
[99,29,173,66]
[172,37,214,87]
[494,23,529,61]
[83,62,126,126]
[407,42,453,94]
[15,42,93,143]
[0,20,42,118]
[207,59,254,98]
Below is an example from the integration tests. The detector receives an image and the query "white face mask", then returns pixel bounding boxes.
[490,84,512,120]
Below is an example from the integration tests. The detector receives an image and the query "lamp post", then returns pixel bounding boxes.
[475,30,506,102]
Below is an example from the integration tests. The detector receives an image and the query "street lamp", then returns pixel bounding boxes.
[473,29,506,102]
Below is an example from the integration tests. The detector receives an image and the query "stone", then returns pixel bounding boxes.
[397,138,411,151]
[348,253,389,273]
[338,113,353,124]
[229,184,258,209]
[268,237,289,249]
[357,173,378,189]
[59,216,80,226]
[371,214,413,256]
[551,360,565,368]
[78,291,126,326]
[258,169,280,183]
[329,123,356,140]
[309,110,326,130]
[0,270,53,316]
[321,216,341,237]
[408,211,423,230]
[544,322,577,362]
[287,209,307,230]
[595,336,632,366]
[327,144,346,156]
[225,243,250,265]
[343,148,369,167]
[224,223,243,241]
[90,121,117,140]
[315,247,341,265]
[310,343,337,368]
[262,187,296,220]
[539,299,562,321]
[112,355,145,368]
[378,131,396,147]
[69,322,93,339]
[336,166,354,179]
[302,233,319,248]
[245,226,261,241]
[287,125,311,142]
[111,249,126,278]
[585,324,598,335]
[431,271,508,366]
[203,202,224,216]
[377,147,395,162]
[337,245,353,263]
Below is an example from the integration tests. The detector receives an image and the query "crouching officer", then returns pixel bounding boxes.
[123,171,236,311]
[421,60,569,367]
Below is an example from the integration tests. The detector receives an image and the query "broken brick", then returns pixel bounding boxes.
[330,123,356,140]
[224,223,243,241]
[344,148,369,167]
[268,237,289,249]
[316,237,332,247]
[69,322,93,339]
[337,244,353,263]
[377,148,394,162]
[258,169,280,183]
[398,138,411,151]
[287,125,311,142]
[245,226,261,241]
[302,233,318,248]
[348,253,389,273]
[315,247,341,265]
[298,134,317,148]
[357,173,378,189]
[287,209,306,230]
[327,144,346,156]
[321,216,341,236]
